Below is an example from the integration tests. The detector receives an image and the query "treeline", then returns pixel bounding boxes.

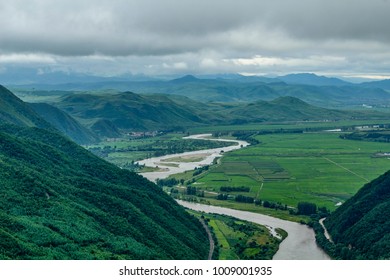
[193,165,209,176]
[213,129,306,146]
[89,138,235,158]
[341,130,390,143]
[156,177,183,187]
[220,186,250,192]
[215,194,288,210]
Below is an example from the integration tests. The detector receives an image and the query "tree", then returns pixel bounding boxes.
[297,202,317,215]
[186,186,197,195]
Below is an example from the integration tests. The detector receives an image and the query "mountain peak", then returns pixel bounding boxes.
[279,73,350,86]
[271,96,309,106]
[170,75,199,83]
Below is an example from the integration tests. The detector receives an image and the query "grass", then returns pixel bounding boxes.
[188,119,390,134]
[189,211,286,260]
[161,154,208,163]
[188,132,390,210]
[86,132,233,169]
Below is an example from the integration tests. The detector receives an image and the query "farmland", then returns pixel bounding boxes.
[85,133,234,170]
[170,131,390,211]
[189,211,286,260]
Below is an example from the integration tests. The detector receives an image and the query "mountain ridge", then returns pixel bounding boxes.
[323,170,390,259]
[29,102,100,144]
[0,87,209,259]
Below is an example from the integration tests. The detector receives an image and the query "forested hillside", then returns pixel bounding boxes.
[0,85,52,129]
[323,171,390,259]
[0,85,209,259]
[52,91,390,137]
[29,102,100,144]
[0,125,209,259]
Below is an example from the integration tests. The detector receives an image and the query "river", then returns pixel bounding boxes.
[138,134,330,260]
[137,134,249,181]
[178,201,330,260]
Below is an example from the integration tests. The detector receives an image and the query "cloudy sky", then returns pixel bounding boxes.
[0,0,390,79]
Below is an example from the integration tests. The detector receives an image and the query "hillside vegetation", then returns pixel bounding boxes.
[0,85,99,144]
[0,85,52,129]
[323,171,390,259]
[29,102,100,144]
[16,73,390,107]
[50,91,390,138]
[0,124,209,259]
[0,85,209,259]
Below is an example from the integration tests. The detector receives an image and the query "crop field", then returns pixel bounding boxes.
[189,211,285,260]
[188,119,390,134]
[191,132,390,210]
[86,133,234,169]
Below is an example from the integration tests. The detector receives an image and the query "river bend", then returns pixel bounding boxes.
[138,134,330,260]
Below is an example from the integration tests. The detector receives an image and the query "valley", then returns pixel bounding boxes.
[2,73,390,260]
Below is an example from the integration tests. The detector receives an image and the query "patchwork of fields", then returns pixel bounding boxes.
[191,132,390,210]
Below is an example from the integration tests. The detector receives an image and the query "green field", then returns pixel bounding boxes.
[189,211,286,260]
[180,132,390,210]
[188,119,390,134]
[86,133,234,169]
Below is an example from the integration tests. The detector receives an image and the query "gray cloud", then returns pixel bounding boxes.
[0,0,389,77]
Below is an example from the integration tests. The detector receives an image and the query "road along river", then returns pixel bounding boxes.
[138,134,330,260]
[178,201,330,260]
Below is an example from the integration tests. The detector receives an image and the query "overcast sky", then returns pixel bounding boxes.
[1,0,390,79]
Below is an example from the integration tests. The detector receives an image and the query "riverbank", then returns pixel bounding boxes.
[178,201,330,260]
[138,133,330,260]
[137,134,249,181]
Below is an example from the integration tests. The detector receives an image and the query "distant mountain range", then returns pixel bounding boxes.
[0,85,209,259]
[0,85,99,144]
[7,72,390,108]
[42,90,388,138]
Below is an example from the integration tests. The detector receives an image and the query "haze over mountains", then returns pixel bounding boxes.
[6,72,390,109]
[5,71,390,141]
[27,91,386,141]
[1,73,390,260]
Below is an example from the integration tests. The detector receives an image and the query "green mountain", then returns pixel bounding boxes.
[278,73,350,86]
[14,74,390,108]
[50,91,390,137]
[226,96,354,123]
[0,85,52,129]
[29,102,100,145]
[361,79,390,90]
[90,119,122,138]
[0,85,99,144]
[0,86,209,259]
[56,92,204,133]
[323,171,390,259]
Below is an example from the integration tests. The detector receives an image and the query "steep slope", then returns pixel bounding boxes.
[0,124,209,259]
[0,85,52,129]
[324,171,390,259]
[90,119,122,138]
[0,85,98,144]
[29,102,100,144]
[0,87,209,259]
